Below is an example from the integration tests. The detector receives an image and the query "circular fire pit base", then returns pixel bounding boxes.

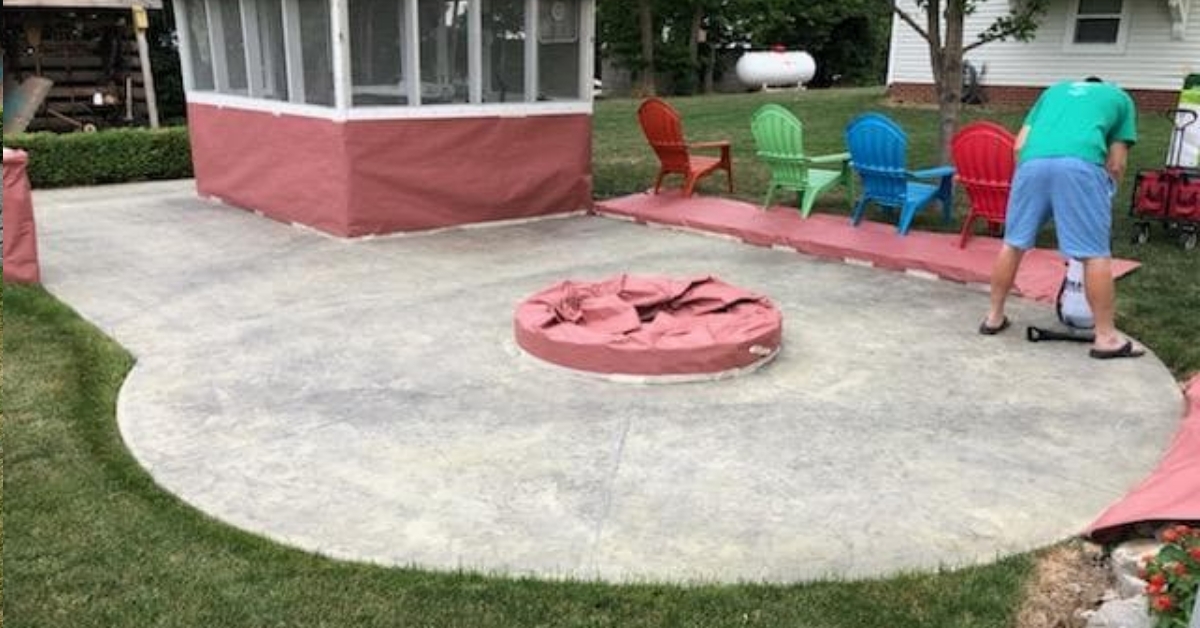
[513,275,783,381]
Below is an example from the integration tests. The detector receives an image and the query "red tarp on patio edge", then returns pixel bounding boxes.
[3,148,42,284]
[593,192,1140,304]
[597,192,1200,540]
[1086,375,1200,542]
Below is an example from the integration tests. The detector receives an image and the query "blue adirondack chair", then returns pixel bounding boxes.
[844,113,955,235]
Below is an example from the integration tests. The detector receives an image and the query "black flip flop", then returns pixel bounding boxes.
[1088,341,1146,360]
[978,316,1010,336]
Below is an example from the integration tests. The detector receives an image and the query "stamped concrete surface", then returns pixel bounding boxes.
[33,180,1183,583]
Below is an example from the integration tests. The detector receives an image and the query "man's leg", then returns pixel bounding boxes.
[986,244,1025,329]
[1052,160,1143,356]
[982,160,1046,332]
[1082,257,1141,352]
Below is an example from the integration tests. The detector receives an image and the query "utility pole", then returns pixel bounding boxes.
[132,4,160,128]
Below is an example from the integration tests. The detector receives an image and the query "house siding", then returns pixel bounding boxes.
[887,0,1198,109]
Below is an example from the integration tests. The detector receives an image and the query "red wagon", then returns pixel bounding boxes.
[1131,109,1200,250]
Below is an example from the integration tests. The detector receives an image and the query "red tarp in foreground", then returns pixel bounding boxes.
[3,148,41,284]
[1086,375,1200,542]
[594,192,1140,304]
[515,275,782,377]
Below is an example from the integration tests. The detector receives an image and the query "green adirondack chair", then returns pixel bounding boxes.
[750,104,854,216]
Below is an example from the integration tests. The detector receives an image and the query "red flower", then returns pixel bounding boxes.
[1146,581,1165,595]
[1172,561,1187,576]
[1163,528,1181,543]
[1149,573,1167,586]
[1189,547,1200,561]
[1152,594,1174,612]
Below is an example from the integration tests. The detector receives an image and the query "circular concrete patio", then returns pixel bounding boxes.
[36,181,1183,583]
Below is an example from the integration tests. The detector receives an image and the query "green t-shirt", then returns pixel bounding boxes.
[1019,80,1138,165]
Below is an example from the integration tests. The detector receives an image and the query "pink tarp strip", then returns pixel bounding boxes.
[594,192,1139,304]
[188,104,592,237]
[3,148,41,284]
[1085,375,1200,542]
[189,104,351,235]
[514,275,782,376]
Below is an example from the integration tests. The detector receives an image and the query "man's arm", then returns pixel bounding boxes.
[1014,125,1030,155]
[1106,141,1129,183]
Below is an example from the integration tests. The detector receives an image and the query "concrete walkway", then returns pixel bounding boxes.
[33,180,1183,584]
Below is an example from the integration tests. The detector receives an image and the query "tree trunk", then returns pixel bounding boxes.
[638,0,656,96]
[924,0,943,99]
[704,45,715,94]
[689,4,703,89]
[937,0,966,164]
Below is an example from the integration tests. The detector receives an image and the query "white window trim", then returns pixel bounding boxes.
[185,90,591,120]
[346,100,592,120]
[404,0,421,104]
[332,0,352,111]
[579,0,594,98]
[186,90,340,119]
[526,0,539,103]
[282,0,306,103]
[174,0,198,91]
[240,0,264,98]
[469,0,483,103]
[177,0,594,113]
[205,0,231,92]
[1168,0,1190,40]
[1062,0,1131,54]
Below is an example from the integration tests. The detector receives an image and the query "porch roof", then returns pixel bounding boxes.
[3,0,163,9]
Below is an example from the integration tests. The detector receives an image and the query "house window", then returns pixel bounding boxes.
[217,0,249,94]
[419,0,471,104]
[1070,0,1123,45]
[351,0,408,105]
[297,0,335,106]
[184,0,215,90]
[537,0,580,100]
[250,0,289,101]
[177,0,592,111]
[482,0,527,103]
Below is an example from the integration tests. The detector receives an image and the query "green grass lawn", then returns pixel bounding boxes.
[2,282,1033,626]
[3,87,1196,627]
[595,88,1199,378]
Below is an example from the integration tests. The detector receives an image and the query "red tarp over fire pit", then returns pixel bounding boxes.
[514,275,782,379]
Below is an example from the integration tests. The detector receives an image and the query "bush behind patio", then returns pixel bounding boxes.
[4,127,193,188]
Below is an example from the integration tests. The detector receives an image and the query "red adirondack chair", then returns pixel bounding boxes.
[637,98,733,198]
[951,121,1016,248]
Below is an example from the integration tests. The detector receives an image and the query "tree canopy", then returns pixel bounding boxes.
[598,0,893,95]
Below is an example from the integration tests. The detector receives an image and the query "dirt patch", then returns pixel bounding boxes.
[1015,541,1113,628]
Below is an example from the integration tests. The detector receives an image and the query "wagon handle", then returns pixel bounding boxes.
[1167,108,1199,130]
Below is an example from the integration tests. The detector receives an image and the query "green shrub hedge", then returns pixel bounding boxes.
[4,127,193,188]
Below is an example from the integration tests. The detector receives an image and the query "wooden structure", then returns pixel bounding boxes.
[2,0,162,132]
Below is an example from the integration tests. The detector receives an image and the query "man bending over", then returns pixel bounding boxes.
[980,76,1143,360]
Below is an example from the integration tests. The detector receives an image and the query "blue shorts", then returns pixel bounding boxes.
[1004,157,1116,258]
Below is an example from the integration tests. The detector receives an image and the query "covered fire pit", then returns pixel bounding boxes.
[514,275,782,380]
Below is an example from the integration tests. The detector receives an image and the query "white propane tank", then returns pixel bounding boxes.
[735,47,817,90]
